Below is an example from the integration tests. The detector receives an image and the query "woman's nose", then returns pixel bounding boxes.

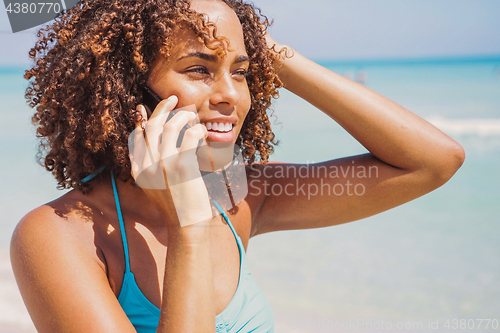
[209,73,240,107]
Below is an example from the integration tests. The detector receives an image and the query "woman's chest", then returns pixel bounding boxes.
[100,213,247,316]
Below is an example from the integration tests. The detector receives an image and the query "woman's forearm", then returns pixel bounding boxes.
[275,46,465,180]
[157,224,215,333]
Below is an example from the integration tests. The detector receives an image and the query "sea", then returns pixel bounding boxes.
[1,56,499,332]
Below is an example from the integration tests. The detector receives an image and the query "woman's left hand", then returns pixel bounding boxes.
[264,30,289,63]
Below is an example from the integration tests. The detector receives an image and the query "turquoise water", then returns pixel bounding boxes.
[1,58,500,331]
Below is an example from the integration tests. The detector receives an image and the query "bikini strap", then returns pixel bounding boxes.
[111,170,131,273]
[213,201,242,246]
[81,165,106,183]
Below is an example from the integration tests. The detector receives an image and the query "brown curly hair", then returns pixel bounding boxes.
[24,0,285,192]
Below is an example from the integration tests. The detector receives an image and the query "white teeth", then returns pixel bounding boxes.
[202,122,233,132]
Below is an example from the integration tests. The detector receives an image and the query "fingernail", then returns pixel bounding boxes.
[168,95,178,102]
[136,104,147,116]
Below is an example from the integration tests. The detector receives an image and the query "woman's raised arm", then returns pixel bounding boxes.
[251,36,465,235]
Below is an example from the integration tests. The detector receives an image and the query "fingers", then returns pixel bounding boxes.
[150,95,178,120]
[179,123,207,153]
[160,110,206,187]
[135,104,148,129]
[130,105,148,179]
[158,104,205,156]
[131,97,207,191]
[130,96,178,188]
[144,96,178,153]
[159,111,197,157]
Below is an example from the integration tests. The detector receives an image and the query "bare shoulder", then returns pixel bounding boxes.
[10,189,135,332]
[10,191,109,295]
[11,190,105,269]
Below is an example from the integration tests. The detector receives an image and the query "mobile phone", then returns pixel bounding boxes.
[141,86,199,149]
[142,86,162,119]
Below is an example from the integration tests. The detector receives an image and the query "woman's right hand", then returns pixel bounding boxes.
[129,95,213,230]
[131,97,217,331]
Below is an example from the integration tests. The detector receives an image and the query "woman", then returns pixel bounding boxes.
[11,0,465,332]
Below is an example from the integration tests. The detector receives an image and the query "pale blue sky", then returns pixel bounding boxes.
[1,0,499,66]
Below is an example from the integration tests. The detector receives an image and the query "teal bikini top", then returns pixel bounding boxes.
[110,172,275,332]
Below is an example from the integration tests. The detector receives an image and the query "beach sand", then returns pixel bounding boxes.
[0,251,37,333]
[273,308,352,333]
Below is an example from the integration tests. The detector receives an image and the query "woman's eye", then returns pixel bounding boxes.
[234,69,249,77]
[186,67,210,75]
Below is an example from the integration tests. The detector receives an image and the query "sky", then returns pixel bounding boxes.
[1,0,500,66]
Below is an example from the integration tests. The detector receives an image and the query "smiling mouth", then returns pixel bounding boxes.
[202,122,234,132]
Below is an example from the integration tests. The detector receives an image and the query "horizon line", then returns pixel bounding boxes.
[2,54,500,72]
[314,54,500,67]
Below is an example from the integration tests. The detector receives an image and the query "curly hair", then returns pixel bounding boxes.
[24,0,285,193]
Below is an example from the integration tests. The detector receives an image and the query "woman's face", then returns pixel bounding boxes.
[147,0,251,143]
